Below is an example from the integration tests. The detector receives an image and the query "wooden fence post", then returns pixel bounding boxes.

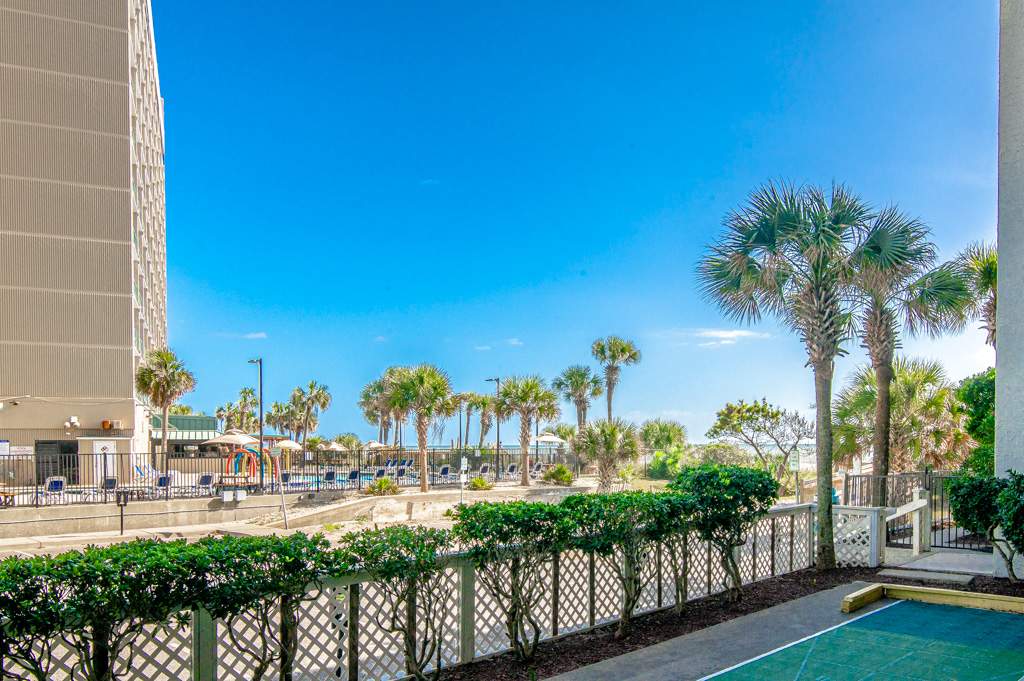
[459,561,476,663]
[348,584,360,681]
[191,607,217,681]
[588,553,596,628]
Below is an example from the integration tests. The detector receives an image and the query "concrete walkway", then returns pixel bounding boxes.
[545,582,890,681]
[891,549,993,576]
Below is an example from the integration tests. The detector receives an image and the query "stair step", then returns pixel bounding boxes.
[877,568,976,585]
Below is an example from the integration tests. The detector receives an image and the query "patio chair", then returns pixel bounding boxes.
[92,475,118,500]
[374,467,386,480]
[344,470,360,489]
[151,473,172,499]
[36,476,67,504]
[529,462,544,479]
[476,463,491,478]
[194,473,216,497]
[323,470,337,489]
[433,465,455,484]
[501,464,518,480]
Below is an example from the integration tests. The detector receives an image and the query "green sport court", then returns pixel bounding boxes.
[703,599,1024,681]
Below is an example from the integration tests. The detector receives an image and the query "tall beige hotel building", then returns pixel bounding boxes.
[0,0,166,458]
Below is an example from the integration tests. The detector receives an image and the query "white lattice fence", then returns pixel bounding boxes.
[3,505,819,681]
[830,506,883,568]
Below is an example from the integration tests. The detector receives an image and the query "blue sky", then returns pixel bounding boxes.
[154,1,997,442]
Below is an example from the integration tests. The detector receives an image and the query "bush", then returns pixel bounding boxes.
[541,464,573,486]
[365,477,400,496]
[949,475,1016,581]
[648,446,686,480]
[998,471,1024,577]
[196,533,334,679]
[338,526,453,680]
[450,501,574,660]
[0,555,73,680]
[561,492,683,638]
[466,476,494,491]
[668,465,777,601]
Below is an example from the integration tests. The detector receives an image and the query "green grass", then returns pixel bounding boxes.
[708,600,1024,681]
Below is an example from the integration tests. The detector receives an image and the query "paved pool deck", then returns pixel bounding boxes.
[545,581,890,681]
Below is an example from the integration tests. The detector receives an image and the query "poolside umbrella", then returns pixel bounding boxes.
[202,432,259,446]
[365,440,387,449]
[326,442,346,451]
[531,433,566,444]
[275,439,302,450]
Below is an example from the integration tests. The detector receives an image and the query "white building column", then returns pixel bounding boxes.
[997,0,1024,476]
[996,0,1024,577]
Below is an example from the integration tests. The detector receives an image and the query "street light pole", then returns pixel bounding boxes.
[248,358,264,487]
[486,377,501,473]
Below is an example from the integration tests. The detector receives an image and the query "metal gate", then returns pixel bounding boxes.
[844,471,991,553]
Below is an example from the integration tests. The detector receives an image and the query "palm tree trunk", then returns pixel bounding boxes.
[417,415,429,493]
[160,404,170,471]
[465,409,472,450]
[519,413,531,486]
[576,401,586,431]
[872,361,893,506]
[813,364,837,569]
[606,382,615,421]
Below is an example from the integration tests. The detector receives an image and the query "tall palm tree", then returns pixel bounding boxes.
[135,348,196,461]
[849,207,971,487]
[496,376,561,486]
[459,392,478,449]
[294,381,332,451]
[383,366,412,446]
[214,403,230,431]
[591,337,640,420]
[834,358,972,472]
[265,401,288,437]
[552,365,604,430]
[470,393,495,449]
[359,377,391,444]
[392,365,453,492]
[697,181,872,569]
[955,241,997,347]
[576,419,640,492]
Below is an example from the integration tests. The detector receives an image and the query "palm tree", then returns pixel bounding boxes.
[551,365,604,430]
[591,337,640,420]
[955,241,997,347]
[168,404,194,415]
[640,419,687,451]
[332,433,362,450]
[265,401,289,438]
[470,394,495,449]
[135,348,196,462]
[849,207,971,488]
[294,381,332,451]
[576,419,640,492]
[359,376,392,444]
[392,365,454,492]
[697,181,872,569]
[214,403,230,431]
[834,358,972,472]
[496,376,561,486]
[459,392,479,449]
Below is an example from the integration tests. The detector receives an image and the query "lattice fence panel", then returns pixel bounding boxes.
[217,605,280,681]
[707,543,728,597]
[658,543,679,610]
[636,546,660,614]
[295,585,347,681]
[686,535,711,600]
[753,516,775,581]
[793,511,812,569]
[127,620,193,681]
[593,554,621,625]
[422,566,461,674]
[834,513,873,567]
[557,550,590,634]
[357,580,404,681]
[473,563,510,656]
[737,530,755,585]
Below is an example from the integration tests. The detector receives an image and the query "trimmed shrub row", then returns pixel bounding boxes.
[0,464,778,681]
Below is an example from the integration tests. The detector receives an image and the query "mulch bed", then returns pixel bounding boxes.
[440,566,1024,680]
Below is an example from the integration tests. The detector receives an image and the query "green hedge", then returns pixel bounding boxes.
[0,468,783,678]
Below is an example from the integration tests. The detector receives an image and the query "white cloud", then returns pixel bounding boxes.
[373,335,388,343]
[694,329,771,341]
[474,345,492,351]
[653,327,770,348]
[507,338,524,347]
[216,331,267,340]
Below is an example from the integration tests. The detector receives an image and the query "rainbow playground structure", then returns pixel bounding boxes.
[224,447,278,481]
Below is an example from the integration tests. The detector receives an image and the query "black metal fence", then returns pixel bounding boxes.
[843,470,991,552]
[0,445,581,508]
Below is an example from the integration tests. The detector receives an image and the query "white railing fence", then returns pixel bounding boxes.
[3,503,887,681]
